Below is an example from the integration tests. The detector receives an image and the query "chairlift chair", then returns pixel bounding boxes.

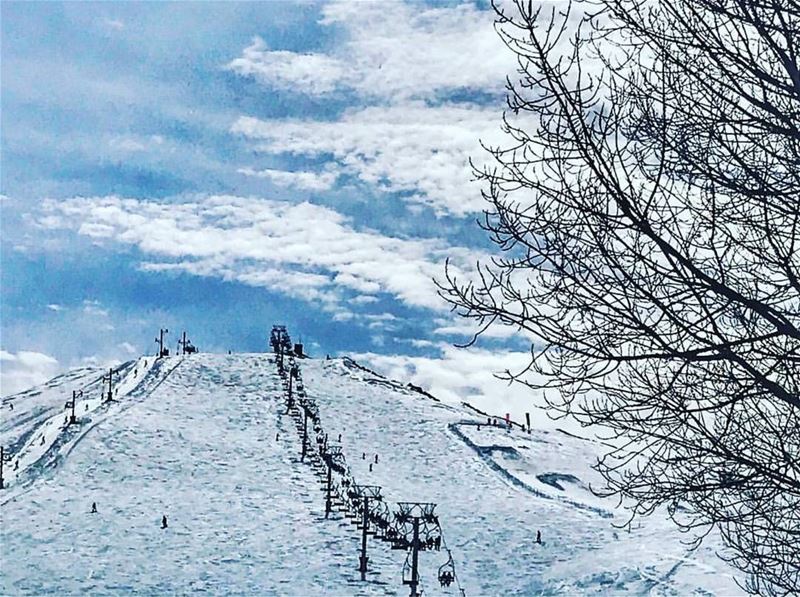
[402,552,414,585]
[438,550,456,587]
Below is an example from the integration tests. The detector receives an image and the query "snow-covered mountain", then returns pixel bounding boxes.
[0,347,741,595]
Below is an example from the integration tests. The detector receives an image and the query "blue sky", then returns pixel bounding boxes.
[1,0,540,415]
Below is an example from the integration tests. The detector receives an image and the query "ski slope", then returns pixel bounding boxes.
[0,352,742,595]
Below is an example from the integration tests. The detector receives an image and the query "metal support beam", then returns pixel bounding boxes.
[359,495,370,580]
[325,462,333,518]
[409,517,420,597]
[301,408,308,462]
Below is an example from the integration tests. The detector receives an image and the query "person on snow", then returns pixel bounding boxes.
[536,530,542,544]
[91,502,98,514]
[14,460,19,471]
[161,515,168,529]
[374,454,379,464]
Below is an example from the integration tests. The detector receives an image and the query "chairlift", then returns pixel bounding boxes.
[438,550,456,587]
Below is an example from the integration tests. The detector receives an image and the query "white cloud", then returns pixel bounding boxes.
[350,295,378,305]
[364,312,398,330]
[0,350,61,397]
[227,37,347,95]
[108,134,168,154]
[80,355,122,369]
[82,299,109,318]
[119,342,138,355]
[433,316,523,340]
[227,3,511,100]
[101,17,125,31]
[232,103,502,215]
[351,343,568,431]
[237,167,338,191]
[40,194,481,312]
[46,304,64,312]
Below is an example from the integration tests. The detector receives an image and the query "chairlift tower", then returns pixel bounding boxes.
[394,502,441,597]
[155,328,169,357]
[271,325,288,373]
[350,484,383,581]
[321,445,346,518]
[64,389,83,424]
[300,398,309,462]
[287,363,298,412]
[103,368,117,402]
[178,331,197,355]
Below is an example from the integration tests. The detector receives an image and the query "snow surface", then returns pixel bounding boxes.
[0,353,742,595]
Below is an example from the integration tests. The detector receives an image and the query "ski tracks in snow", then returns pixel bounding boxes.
[0,357,182,504]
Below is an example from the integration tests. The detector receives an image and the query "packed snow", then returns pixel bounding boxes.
[0,352,742,595]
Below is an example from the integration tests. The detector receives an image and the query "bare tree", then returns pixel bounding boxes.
[440,0,800,593]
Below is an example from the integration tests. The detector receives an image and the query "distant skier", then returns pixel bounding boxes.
[374,454,378,464]
[40,436,45,446]
[369,463,373,472]
[536,530,542,544]
[338,434,342,442]
[14,460,19,471]
[161,515,168,529]
[91,502,98,514]
[8,403,13,410]
[477,424,481,431]
[362,452,366,460]
[275,432,279,441]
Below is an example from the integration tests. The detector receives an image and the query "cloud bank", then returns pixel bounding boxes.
[40,194,481,315]
[0,350,61,397]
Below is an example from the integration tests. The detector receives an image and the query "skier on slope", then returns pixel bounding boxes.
[161,515,168,529]
[536,530,542,544]
[91,502,98,513]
